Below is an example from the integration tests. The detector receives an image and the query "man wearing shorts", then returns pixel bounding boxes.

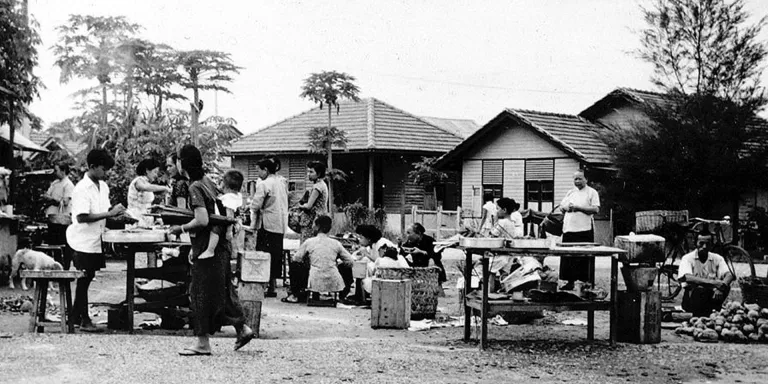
[66,149,125,331]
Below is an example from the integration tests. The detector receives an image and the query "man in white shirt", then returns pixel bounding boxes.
[66,149,125,331]
[678,233,734,316]
[558,170,600,290]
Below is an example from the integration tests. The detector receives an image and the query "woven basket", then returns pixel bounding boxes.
[635,210,689,233]
[739,252,768,308]
[375,267,441,319]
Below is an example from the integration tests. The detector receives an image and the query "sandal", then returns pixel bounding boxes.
[280,295,301,304]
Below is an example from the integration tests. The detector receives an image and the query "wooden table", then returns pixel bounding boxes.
[102,230,190,333]
[461,245,627,349]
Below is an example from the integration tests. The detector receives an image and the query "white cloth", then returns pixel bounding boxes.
[677,250,730,288]
[370,237,397,261]
[219,192,243,212]
[560,186,600,233]
[481,201,497,230]
[66,174,111,253]
[45,177,74,216]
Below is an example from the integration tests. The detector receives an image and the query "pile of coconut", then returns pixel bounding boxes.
[675,301,768,343]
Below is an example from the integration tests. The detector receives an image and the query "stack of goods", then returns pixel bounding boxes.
[675,301,768,343]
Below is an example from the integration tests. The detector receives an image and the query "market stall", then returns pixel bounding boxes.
[461,243,626,349]
[102,227,191,332]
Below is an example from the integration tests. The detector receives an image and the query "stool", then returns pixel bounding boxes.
[307,291,338,307]
[34,244,70,270]
[21,270,84,334]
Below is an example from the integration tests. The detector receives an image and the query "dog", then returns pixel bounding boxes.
[10,249,63,290]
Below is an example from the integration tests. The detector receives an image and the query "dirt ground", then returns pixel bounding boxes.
[1,252,768,383]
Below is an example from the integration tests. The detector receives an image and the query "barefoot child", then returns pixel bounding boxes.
[198,170,244,259]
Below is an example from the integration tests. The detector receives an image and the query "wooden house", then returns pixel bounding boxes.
[435,108,615,244]
[227,98,463,222]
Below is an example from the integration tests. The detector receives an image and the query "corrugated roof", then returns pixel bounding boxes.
[229,98,462,154]
[419,116,480,138]
[508,109,612,164]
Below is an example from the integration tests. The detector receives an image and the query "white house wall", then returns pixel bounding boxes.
[460,123,581,217]
[554,158,581,205]
[465,123,566,159]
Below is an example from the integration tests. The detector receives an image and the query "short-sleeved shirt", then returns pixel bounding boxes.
[45,176,75,215]
[250,174,288,234]
[66,174,111,253]
[293,233,353,292]
[677,251,731,288]
[310,180,329,215]
[188,177,220,257]
[561,186,600,233]
[127,176,155,226]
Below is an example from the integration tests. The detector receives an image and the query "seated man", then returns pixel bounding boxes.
[677,233,734,316]
[283,215,354,303]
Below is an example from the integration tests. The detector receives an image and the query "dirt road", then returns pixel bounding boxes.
[1,254,767,383]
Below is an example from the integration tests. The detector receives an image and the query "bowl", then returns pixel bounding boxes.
[459,237,505,249]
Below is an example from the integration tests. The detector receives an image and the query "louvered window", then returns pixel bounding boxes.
[482,160,503,198]
[525,159,554,180]
[288,158,306,192]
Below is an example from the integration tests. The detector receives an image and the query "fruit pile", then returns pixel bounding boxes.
[675,301,768,343]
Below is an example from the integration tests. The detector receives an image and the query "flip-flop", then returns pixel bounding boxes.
[234,331,255,351]
[280,296,301,304]
[178,348,211,356]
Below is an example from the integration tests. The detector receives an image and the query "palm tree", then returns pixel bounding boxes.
[300,71,360,210]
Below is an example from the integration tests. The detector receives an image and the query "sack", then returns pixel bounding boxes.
[288,206,313,233]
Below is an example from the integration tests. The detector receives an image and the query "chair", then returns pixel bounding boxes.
[374,267,441,319]
[22,270,85,333]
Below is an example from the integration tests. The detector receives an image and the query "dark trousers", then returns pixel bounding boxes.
[256,228,284,290]
[289,261,353,300]
[682,286,728,317]
[559,229,594,283]
[72,270,96,325]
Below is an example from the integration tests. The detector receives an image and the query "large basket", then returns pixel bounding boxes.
[738,251,768,308]
[635,210,689,233]
[375,267,441,319]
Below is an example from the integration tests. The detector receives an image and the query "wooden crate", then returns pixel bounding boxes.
[371,278,411,329]
[616,290,661,344]
[614,234,665,263]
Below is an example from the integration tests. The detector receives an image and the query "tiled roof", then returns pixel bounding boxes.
[436,108,612,168]
[229,98,462,154]
[419,116,480,138]
[29,131,49,145]
[508,109,612,164]
[579,87,671,120]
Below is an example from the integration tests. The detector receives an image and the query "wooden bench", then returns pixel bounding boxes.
[21,270,84,334]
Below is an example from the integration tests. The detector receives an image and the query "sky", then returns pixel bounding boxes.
[25,0,768,136]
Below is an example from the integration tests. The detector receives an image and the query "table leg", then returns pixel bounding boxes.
[587,257,595,341]
[355,278,364,305]
[463,249,471,343]
[610,255,618,346]
[58,282,67,333]
[481,256,489,350]
[64,282,74,333]
[28,280,41,333]
[126,249,135,333]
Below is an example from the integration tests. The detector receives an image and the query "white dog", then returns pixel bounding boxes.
[10,249,63,290]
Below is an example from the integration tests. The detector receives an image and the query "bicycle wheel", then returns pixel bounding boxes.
[723,244,753,278]
[657,243,684,301]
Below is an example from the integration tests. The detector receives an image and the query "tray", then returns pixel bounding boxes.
[103,229,167,243]
[555,242,601,247]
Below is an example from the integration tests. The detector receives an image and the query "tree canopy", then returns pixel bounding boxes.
[0,0,42,126]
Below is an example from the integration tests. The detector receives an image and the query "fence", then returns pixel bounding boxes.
[408,206,462,240]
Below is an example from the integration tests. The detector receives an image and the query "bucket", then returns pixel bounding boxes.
[621,266,658,292]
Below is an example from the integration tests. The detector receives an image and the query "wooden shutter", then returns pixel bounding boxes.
[482,160,503,185]
[525,159,554,180]
[288,157,306,191]
[247,158,260,181]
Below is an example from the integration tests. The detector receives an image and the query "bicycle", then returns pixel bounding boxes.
[654,216,750,302]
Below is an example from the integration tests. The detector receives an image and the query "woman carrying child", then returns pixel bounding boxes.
[168,145,253,356]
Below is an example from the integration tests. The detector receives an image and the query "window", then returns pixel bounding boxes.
[482,160,503,198]
[525,159,555,211]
